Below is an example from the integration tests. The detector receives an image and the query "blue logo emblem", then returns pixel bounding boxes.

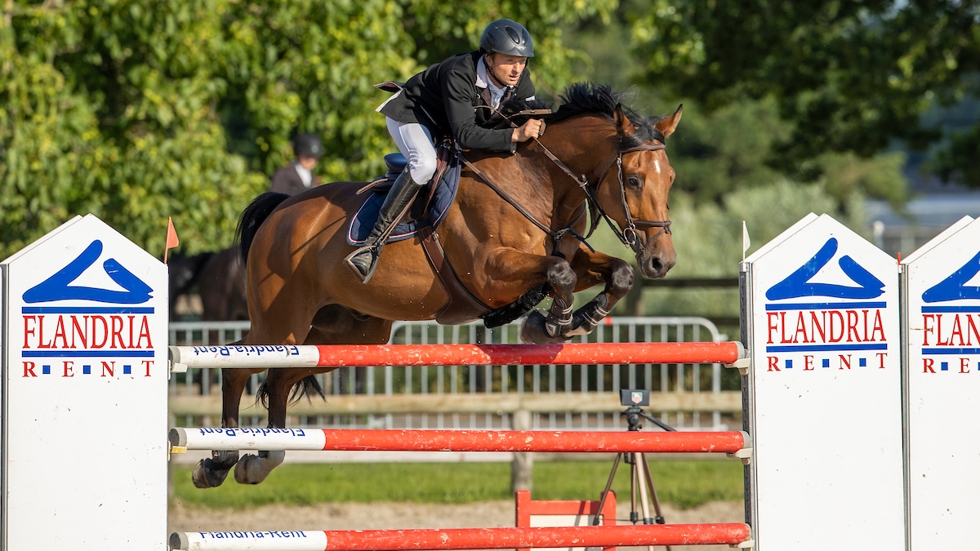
[922,250,980,303]
[766,238,884,300]
[23,240,153,305]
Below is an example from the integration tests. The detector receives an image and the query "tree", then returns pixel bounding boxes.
[1,0,612,260]
[628,0,980,188]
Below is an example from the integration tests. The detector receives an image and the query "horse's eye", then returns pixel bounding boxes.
[628,176,640,187]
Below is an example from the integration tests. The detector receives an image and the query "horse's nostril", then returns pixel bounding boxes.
[648,257,663,274]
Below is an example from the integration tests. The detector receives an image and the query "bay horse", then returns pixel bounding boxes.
[192,83,682,488]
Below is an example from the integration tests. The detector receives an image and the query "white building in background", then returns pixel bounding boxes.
[866,192,980,257]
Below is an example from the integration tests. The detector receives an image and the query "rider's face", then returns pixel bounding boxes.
[485,53,527,88]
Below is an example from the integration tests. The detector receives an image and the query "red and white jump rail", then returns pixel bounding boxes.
[170,523,753,551]
[169,427,749,455]
[168,341,747,371]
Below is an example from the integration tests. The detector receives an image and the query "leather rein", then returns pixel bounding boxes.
[461,109,671,256]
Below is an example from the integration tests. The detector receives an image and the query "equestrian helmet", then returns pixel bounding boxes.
[293,133,324,159]
[479,19,534,58]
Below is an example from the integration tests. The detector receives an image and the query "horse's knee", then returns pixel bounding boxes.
[609,259,635,297]
[545,259,576,294]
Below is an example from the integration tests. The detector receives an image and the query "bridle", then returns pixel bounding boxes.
[462,110,672,256]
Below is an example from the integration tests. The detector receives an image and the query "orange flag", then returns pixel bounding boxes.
[164,217,180,264]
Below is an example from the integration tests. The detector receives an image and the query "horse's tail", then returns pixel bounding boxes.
[236,191,290,267]
[256,375,325,408]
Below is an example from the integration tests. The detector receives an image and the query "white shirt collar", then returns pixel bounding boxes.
[293,162,313,187]
[476,55,507,110]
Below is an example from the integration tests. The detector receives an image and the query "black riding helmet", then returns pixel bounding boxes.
[293,133,324,159]
[479,19,534,58]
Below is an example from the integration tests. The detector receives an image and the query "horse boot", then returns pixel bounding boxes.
[344,168,422,284]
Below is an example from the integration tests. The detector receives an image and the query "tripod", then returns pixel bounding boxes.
[593,405,676,551]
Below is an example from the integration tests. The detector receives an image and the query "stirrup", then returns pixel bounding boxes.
[344,245,380,284]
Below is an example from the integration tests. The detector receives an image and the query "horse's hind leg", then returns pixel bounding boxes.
[233,308,393,485]
[191,366,263,488]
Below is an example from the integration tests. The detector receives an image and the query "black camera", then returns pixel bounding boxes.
[620,389,650,407]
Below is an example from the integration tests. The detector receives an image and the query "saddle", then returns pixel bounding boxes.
[348,143,491,325]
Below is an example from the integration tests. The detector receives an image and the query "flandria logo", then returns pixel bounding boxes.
[18,239,157,378]
[919,250,980,371]
[763,238,888,372]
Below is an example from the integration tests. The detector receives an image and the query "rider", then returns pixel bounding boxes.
[270,133,324,195]
[345,18,545,284]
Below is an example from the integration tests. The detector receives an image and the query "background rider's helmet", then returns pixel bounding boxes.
[293,133,324,159]
[479,19,534,58]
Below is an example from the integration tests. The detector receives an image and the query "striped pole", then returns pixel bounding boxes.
[169,342,745,370]
[169,428,749,454]
[170,523,753,550]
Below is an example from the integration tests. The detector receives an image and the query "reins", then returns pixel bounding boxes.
[464,107,671,256]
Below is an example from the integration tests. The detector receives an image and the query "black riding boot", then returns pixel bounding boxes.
[344,169,422,284]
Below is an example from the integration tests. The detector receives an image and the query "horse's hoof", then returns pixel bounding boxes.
[520,311,568,344]
[234,450,286,485]
[192,458,230,489]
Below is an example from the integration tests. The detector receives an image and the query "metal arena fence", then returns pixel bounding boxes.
[168,317,740,431]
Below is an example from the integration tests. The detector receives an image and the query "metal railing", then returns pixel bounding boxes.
[168,317,736,431]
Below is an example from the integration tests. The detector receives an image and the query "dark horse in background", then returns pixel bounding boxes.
[168,248,248,322]
[193,83,682,488]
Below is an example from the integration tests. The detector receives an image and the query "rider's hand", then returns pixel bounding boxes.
[512,119,544,143]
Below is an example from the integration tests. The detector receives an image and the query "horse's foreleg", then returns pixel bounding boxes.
[565,251,634,337]
[516,256,577,344]
[233,368,313,485]
[192,367,259,489]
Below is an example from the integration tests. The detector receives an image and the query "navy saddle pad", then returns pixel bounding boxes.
[347,152,461,246]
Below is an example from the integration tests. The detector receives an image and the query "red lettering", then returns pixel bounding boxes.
[62,361,74,377]
[91,316,108,348]
[36,315,51,348]
[969,315,980,347]
[767,312,780,344]
[804,355,814,371]
[951,315,965,346]
[829,311,845,342]
[101,361,115,377]
[961,358,971,374]
[52,316,68,349]
[136,316,153,349]
[794,313,809,343]
[936,315,948,345]
[127,315,136,348]
[109,316,125,348]
[23,361,37,377]
[780,312,790,343]
[923,358,935,373]
[143,360,154,377]
[870,310,886,342]
[922,314,936,345]
[71,316,86,348]
[23,315,37,348]
[810,311,826,343]
[839,355,851,370]
[877,353,887,369]
[767,356,781,371]
[846,310,861,342]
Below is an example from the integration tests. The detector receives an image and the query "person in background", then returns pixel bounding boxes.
[270,133,324,195]
[345,19,543,284]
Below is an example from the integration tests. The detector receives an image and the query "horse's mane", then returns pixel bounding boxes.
[502,83,663,150]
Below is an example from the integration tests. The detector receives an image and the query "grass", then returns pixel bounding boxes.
[171,459,743,510]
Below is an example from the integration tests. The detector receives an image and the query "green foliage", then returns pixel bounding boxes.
[171,460,742,510]
[1,0,609,260]
[628,0,980,187]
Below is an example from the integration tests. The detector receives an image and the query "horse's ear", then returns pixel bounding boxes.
[614,104,636,138]
[655,104,683,139]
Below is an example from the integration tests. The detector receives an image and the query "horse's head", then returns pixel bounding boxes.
[592,103,682,279]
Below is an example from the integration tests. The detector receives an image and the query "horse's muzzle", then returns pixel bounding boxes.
[636,247,676,279]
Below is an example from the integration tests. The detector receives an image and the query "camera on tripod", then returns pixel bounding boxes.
[620,389,650,407]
